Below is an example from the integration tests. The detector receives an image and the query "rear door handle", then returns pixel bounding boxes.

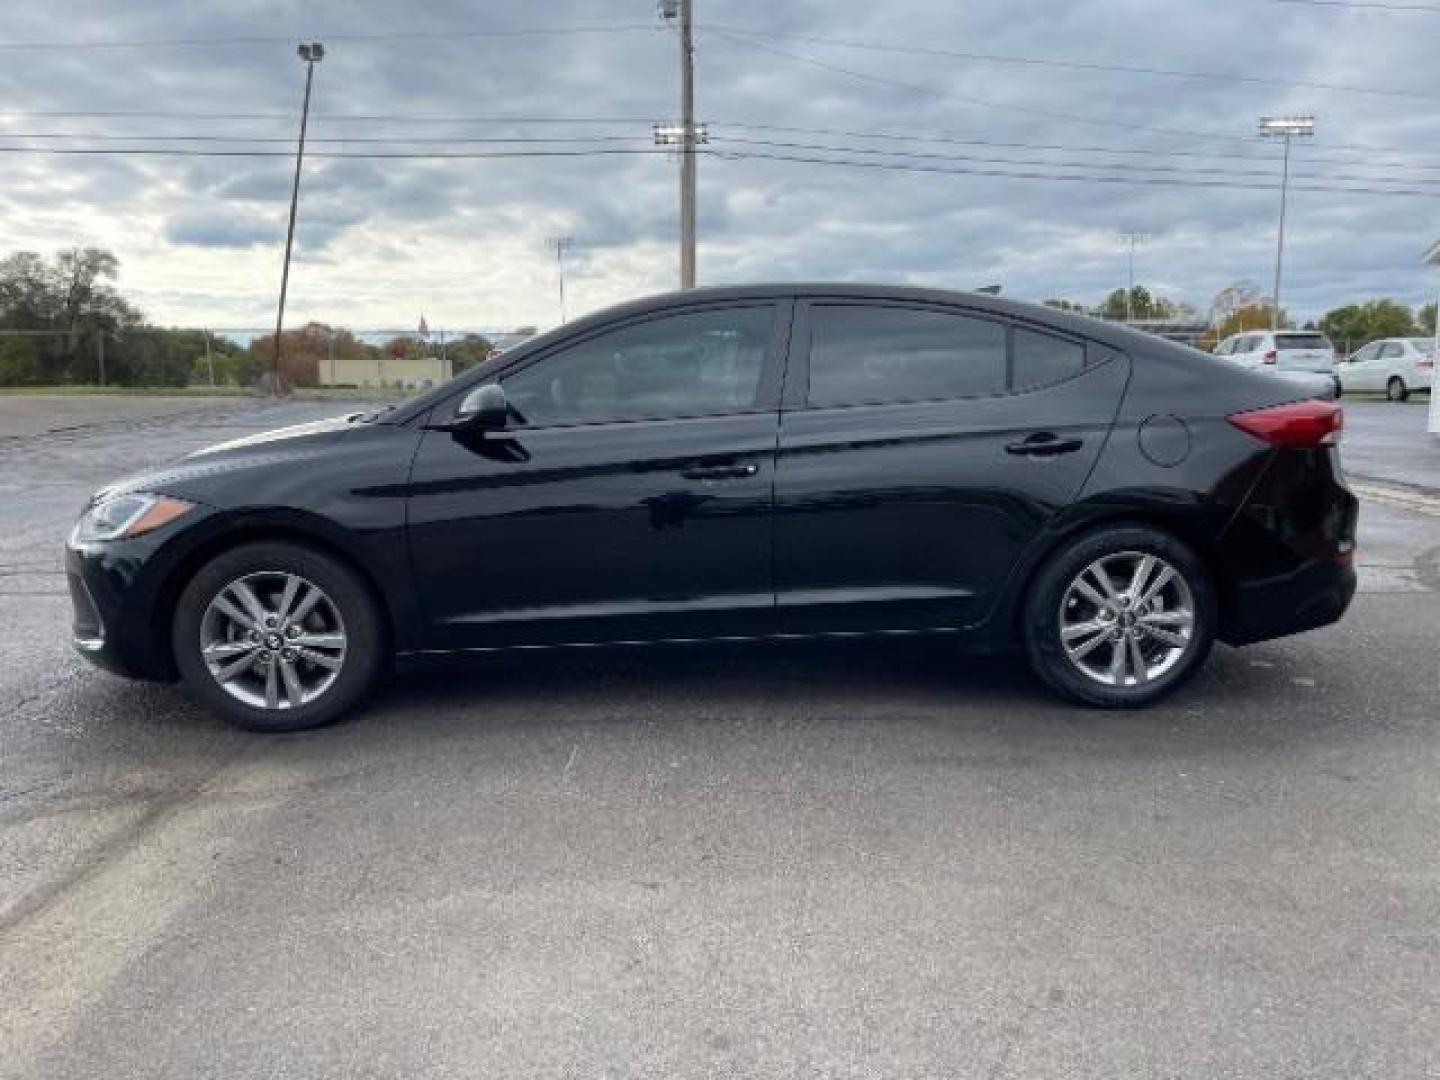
[679,460,761,481]
[1005,432,1084,457]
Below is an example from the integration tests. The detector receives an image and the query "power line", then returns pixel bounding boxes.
[705,24,1439,103]
[712,135,1440,186]
[706,28,1265,145]
[0,131,648,145]
[715,122,1440,169]
[709,148,1440,198]
[0,24,661,51]
[1274,0,1440,10]
[0,110,656,124]
[0,146,675,160]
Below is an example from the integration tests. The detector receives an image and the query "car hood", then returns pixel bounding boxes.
[185,412,364,458]
[91,413,364,506]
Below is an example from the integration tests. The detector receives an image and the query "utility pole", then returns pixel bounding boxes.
[96,331,105,387]
[1258,116,1314,332]
[546,236,576,322]
[203,329,215,387]
[1118,232,1149,324]
[273,41,324,396]
[658,0,703,288]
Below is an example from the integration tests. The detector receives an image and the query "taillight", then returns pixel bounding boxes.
[1262,349,1278,365]
[1228,400,1343,448]
[1419,355,1435,369]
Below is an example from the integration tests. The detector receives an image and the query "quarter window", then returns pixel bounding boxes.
[806,305,1007,406]
[1012,327,1088,391]
[501,306,772,426]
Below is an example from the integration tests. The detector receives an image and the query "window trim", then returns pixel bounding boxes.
[785,298,1110,412]
[434,299,792,431]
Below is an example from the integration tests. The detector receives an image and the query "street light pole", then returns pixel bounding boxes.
[546,235,575,323]
[1118,232,1149,324]
[1259,116,1314,332]
[273,41,324,396]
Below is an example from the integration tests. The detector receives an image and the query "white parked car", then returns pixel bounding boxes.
[1213,331,1338,390]
[1336,337,1436,401]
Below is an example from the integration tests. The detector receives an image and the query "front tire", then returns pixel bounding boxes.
[1024,525,1216,708]
[173,541,385,732]
[1387,376,1409,402]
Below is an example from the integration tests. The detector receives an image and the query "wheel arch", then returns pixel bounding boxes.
[151,513,397,680]
[993,503,1235,648]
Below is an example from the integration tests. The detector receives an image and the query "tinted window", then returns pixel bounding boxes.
[1276,333,1332,350]
[502,306,771,426]
[1013,327,1087,390]
[807,305,1006,406]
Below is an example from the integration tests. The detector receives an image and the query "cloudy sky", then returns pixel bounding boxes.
[3,0,1439,333]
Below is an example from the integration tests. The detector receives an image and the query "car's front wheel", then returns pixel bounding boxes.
[1024,525,1215,708]
[173,541,385,731]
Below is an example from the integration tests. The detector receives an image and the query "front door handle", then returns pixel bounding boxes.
[1005,432,1084,457]
[680,460,761,481]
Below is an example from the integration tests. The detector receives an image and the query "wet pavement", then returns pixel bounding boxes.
[0,396,1437,1079]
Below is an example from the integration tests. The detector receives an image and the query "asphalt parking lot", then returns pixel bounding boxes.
[1,394,1437,1078]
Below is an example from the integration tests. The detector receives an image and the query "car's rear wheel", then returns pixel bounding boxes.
[1387,376,1409,402]
[1024,525,1215,708]
[173,541,385,732]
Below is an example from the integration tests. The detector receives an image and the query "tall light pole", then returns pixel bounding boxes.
[546,235,576,323]
[1118,232,1150,323]
[1258,115,1314,332]
[1423,239,1440,435]
[658,0,700,288]
[273,41,324,395]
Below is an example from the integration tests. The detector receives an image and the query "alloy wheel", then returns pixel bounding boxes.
[1057,551,1196,688]
[199,570,347,710]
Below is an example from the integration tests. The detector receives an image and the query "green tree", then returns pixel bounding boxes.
[445,333,496,374]
[1318,299,1417,351]
[1417,301,1436,336]
[1097,285,1177,322]
[0,336,41,385]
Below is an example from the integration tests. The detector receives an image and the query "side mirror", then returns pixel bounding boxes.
[453,383,509,432]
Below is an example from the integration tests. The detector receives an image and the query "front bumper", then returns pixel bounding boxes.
[64,505,221,681]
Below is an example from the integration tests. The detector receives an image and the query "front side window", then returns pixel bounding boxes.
[501,306,773,427]
[806,305,1006,407]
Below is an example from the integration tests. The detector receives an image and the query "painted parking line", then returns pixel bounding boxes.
[1349,480,1440,517]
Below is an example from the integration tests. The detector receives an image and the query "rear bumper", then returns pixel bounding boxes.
[1216,445,1359,646]
[1218,556,1356,646]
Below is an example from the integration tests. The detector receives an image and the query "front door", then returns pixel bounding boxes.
[406,302,788,650]
[773,300,1127,635]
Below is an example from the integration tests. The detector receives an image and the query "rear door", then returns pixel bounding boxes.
[772,299,1128,635]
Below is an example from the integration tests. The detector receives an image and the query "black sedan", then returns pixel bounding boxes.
[66,285,1357,731]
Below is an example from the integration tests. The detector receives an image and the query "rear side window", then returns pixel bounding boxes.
[807,305,1006,406]
[1276,333,1332,350]
[1013,328,1087,391]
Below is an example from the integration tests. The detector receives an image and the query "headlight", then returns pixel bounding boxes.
[71,493,195,544]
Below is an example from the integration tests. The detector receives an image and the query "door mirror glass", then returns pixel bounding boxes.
[455,383,509,431]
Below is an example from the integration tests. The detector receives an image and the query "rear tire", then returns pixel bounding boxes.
[1024,525,1216,708]
[1387,376,1409,402]
[173,541,385,732]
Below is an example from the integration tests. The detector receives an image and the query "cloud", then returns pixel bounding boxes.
[0,0,1437,330]
[163,211,276,249]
